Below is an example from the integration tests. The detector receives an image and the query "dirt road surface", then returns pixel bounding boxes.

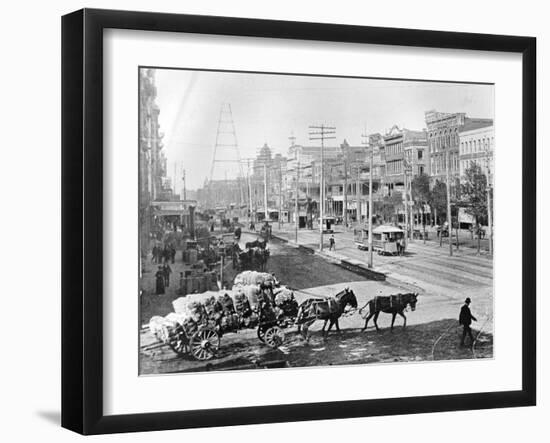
[139,234,492,374]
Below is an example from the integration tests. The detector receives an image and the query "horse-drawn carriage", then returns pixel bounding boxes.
[147,272,299,360]
[232,239,270,271]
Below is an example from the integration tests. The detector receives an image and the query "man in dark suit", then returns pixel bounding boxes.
[459,297,477,347]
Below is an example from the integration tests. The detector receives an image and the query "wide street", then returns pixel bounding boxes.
[139,229,493,374]
[270,224,493,307]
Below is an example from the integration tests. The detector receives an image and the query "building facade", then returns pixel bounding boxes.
[425,110,492,183]
[383,126,428,188]
[139,69,167,258]
[459,125,494,184]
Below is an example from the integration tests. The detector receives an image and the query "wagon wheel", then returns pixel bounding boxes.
[263,326,285,348]
[190,327,220,361]
[257,326,266,343]
[168,331,188,356]
[167,328,188,356]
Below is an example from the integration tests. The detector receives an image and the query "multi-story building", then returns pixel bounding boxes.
[459,124,494,184]
[249,143,288,220]
[288,144,342,165]
[425,110,492,183]
[383,126,428,192]
[139,69,167,258]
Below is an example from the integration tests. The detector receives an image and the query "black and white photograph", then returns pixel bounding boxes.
[139,67,495,375]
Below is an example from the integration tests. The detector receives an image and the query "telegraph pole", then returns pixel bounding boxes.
[295,152,300,243]
[278,164,282,229]
[404,167,409,248]
[263,163,268,221]
[361,131,374,268]
[289,132,299,242]
[485,143,493,255]
[343,150,348,229]
[446,148,453,256]
[181,167,187,200]
[356,165,361,224]
[309,124,336,251]
[173,162,177,197]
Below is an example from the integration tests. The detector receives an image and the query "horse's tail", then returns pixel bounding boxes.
[359,299,373,317]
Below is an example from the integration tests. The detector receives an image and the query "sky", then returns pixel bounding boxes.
[149,68,494,192]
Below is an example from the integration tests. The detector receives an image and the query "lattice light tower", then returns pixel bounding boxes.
[208,103,245,208]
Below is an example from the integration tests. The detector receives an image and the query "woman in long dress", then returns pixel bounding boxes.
[155,266,165,295]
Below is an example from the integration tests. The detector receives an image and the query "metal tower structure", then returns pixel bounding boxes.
[208,103,245,208]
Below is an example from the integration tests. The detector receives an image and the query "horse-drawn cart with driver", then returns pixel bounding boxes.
[145,272,300,360]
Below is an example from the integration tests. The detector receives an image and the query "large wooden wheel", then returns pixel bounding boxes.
[263,326,285,348]
[168,329,188,356]
[189,327,220,361]
[257,327,266,343]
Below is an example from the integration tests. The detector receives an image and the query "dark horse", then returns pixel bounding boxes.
[245,239,267,249]
[360,293,418,332]
[296,288,358,341]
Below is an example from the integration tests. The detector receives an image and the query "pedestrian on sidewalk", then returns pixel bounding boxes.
[155,266,165,295]
[459,297,477,347]
[163,263,172,288]
[329,234,335,251]
[170,245,176,264]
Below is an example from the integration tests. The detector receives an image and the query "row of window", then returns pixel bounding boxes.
[430,153,459,176]
[428,133,459,153]
[386,142,403,156]
[387,160,403,174]
[460,137,494,155]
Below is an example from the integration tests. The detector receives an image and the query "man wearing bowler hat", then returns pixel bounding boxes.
[459,297,477,347]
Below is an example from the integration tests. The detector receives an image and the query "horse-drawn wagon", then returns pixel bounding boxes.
[232,239,270,271]
[146,272,299,360]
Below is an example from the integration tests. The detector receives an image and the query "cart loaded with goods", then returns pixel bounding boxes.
[146,271,299,361]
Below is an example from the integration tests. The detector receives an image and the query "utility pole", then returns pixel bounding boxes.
[181,167,187,200]
[309,124,336,251]
[402,157,414,247]
[263,163,268,222]
[408,167,414,240]
[356,165,361,224]
[278,163,282,230]
[173,162,177,198]
[239,158,255,225]
[446,148,453,256]
[295,151,300,243]
[289,132,299,242]
[361,131,374,268]
[485,143,493,255]
[343,150,348,229]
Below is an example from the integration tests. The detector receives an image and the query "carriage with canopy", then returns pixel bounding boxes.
[354,225,405,255]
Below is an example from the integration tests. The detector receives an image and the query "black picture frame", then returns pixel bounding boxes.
[61,8,536,435]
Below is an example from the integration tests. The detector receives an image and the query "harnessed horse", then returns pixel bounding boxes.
[359,293,418,332]
[295,288,358,341]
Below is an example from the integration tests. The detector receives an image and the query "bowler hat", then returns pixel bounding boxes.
[465,297,471,304]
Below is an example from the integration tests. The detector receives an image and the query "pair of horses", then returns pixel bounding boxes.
[295,289,418,341]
